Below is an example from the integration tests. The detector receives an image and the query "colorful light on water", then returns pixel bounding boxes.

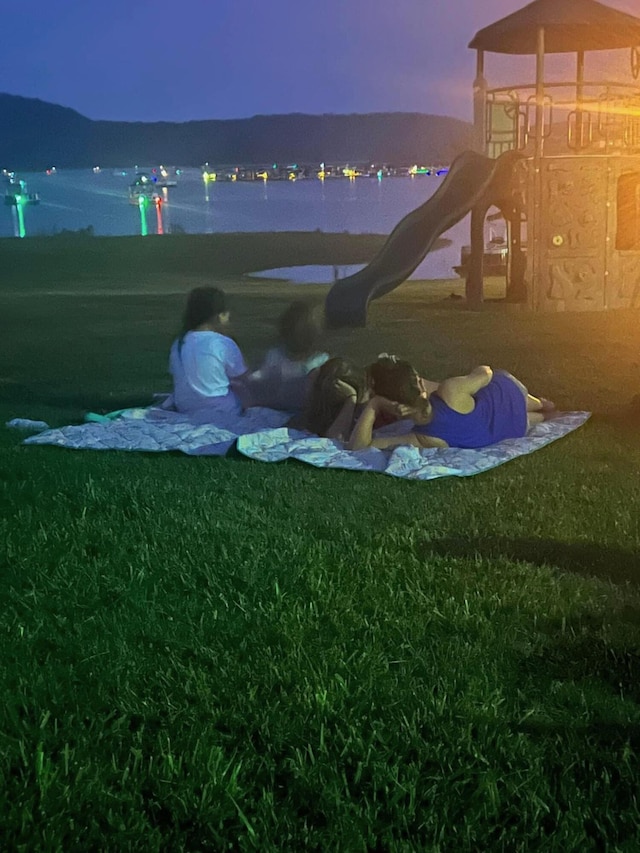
[138,193,148,236]
[15,198,26,238]
[154,195,164,235]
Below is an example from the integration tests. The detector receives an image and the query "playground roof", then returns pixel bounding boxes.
[469,0,640,55]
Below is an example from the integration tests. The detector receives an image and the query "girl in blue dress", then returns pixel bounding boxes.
[346,356,554,451]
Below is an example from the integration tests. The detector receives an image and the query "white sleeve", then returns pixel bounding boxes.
[222,337,248,378]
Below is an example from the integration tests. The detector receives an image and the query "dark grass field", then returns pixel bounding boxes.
[1,234,640,850]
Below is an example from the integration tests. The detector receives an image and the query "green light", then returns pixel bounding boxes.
[138,194,148,237]
[16,202,26,238]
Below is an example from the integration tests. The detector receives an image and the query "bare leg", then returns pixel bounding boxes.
[526,394,555,413]
[325,398,357,440]
[527,412,545,429]
[505,372,555,414]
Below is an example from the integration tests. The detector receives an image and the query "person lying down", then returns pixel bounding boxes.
[314,355,555,451]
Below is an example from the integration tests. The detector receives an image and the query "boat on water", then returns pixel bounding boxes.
[128,175,160,204]
[4,177,39,206]
[128,166,179,202]
[4,176,40,237]
[127,167,178,201]
[147,166,178,187]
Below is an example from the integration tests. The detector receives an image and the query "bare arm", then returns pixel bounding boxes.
[347,398,447,450]
[438,365,493,411]
[325,396,358,440]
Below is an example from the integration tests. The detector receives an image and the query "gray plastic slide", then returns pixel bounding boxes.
[324,149,518,327]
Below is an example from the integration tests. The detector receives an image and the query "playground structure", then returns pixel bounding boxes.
[325,149,520,327]
[468,0,640,312]
[325,0,640,326]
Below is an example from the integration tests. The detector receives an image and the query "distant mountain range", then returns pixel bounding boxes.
[0,93,474,171]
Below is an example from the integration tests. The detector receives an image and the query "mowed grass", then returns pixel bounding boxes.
[1,234,640,851]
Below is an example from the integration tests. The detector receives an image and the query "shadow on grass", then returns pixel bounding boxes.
[514,717,640,752]
[518,629,640,703]
[426,535,640,587]
[429,535,640,705]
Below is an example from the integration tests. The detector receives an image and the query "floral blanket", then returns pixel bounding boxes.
[14,407,591,481]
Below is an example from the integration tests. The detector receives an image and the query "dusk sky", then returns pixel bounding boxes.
[3,0,639,123]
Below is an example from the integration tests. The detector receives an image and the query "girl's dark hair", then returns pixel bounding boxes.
[368,357,430,420]
[278,299,323,360]
[302,357,365,436]
[180,287,227,340]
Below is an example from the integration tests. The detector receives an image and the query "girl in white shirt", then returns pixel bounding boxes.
[168,287,248,415]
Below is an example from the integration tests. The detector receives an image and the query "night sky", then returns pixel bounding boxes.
[4,0,639,123]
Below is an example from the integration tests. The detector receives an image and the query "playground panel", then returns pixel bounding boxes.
[522,155,640,311]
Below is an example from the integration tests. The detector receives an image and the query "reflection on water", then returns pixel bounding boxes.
[249,265,366,284]
[248,262,446,284]
[1,168,470,279]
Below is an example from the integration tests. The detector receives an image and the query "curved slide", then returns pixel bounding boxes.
[324,149,519,327]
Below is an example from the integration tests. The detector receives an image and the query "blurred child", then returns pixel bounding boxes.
[237,299,330,410]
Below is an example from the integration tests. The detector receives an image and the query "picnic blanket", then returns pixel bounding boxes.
[14,406,591,481]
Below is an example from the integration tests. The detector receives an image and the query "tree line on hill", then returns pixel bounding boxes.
[0,93,474,171]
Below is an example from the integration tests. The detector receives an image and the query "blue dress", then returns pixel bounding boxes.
[415,371,528,449]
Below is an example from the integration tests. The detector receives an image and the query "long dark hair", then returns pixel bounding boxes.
[302,357,365,436]
[180,287,227,342]
[277,299,323,360]
[368,356,431,418]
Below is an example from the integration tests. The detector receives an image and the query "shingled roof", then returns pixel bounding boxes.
[469,0,640,55]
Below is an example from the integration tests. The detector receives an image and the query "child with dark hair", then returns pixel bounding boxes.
[167,287,248,415]
[300,357,368,438]
[275,299,328,367]
[367,356,438,422]
[348,356,554,451]
[237,299,330,411]
[299,355,436,439]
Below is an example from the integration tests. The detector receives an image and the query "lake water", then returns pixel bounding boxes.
[3,168,472,279]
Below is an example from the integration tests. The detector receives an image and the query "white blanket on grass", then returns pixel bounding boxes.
[17,406,591,480]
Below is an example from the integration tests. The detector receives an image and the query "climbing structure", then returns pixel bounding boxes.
[468,0,640,311]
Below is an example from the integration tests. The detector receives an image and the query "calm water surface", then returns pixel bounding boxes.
[3,168,472,279]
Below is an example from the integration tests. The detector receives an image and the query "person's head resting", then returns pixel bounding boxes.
[303,357,365,436]
[278,299,324,361]
[181,287,229,339]
[368,356,432,423]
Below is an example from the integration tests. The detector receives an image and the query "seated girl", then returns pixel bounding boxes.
[236,299,330,411]
[167,287,248,415]
[346,356,554,451]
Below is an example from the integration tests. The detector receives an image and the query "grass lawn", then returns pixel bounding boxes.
[1,234,640,850]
